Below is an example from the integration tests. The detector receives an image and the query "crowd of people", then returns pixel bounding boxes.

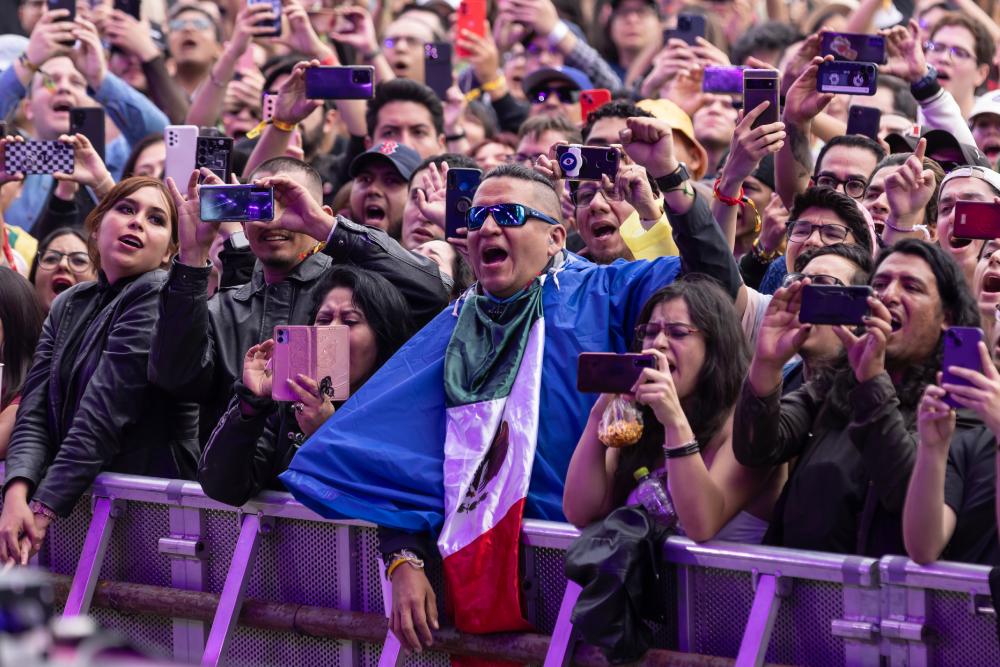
[1,0,1000,655]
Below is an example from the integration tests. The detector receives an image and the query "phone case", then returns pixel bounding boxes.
[954,201,1000,240]
[261,93,277,123]
[556,145,621,181]
[304,66,375,100]
[199,185,274,222]
[446,167,482,239]
[424,43,453,100]
[164,125,198,188]
[47,0,75,21]
[4,141,74,175]
[196,135,233,182]
[703,66,744,94]
[817,61,879,96]
[579,89,612,121]
[455,0,487,58]
[272,325,351,403]
[846,105,881,140]
[70,107,105,163]
[820,32,886,64]
[664,14,705,46]
[114,0,141,18]
[577,353,657,394]
[247,0,282,37]
[798,285,873,325]
[743,70,780,129]
[942,327,984,409]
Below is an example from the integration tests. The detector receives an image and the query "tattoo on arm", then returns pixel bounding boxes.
[787,122,814,176]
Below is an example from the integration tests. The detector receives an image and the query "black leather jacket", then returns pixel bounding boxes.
[149,217,451,444]
[5,270,200,516]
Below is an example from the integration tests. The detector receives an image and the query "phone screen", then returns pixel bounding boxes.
[200,186,274,222]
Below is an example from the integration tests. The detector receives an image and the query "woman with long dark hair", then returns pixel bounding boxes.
[198,266,414,507]
[0,268,45,458]
[0,177,198,565]
[564,275,784,541]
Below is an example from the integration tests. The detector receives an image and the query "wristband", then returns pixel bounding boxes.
[663,440,700,459]
[360,48,381,62]
[884,219,930,239]
[713,177,743,206]
[547,20,569,46]
[18,53,40,74]
[481,74,506,92]
[385,549,425,579]
[271,118,297,132]
[752,236,780,262]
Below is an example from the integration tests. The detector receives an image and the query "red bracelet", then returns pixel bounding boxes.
[713,177,744,207]
[319,55,338,67]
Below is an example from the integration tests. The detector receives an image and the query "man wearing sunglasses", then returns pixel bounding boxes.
[523,66,592,126]
[165,4,222,97]
[280,116,743,655]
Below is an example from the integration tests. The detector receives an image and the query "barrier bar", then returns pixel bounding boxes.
[63,496,123,617]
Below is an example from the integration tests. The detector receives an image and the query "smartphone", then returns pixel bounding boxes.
[199,185,274,222]
[820,32,886,65]
[577,353,657,394]
[446,167,482,239]
[47,0,75,21]
[846,105,881,141]
[703,66,744,94]
[798,285,874,325]
[942,326,985,409]
[304,66,375,100]
[455,0,487,58]
[164,124,198,187]
[663,13,705,46]
[4,141,74,175]
[113,0,141,19]
[261,92,277,124]
[69,107,105,163]
[953,201,1000,240]
[579,89,612,121]
[247,0,282,37]
[272,325,351,403]
[816,61,879,96]
[424,43,453,100]
[195,135,233,182]
[555,145,621,181]
[743,69,780,129]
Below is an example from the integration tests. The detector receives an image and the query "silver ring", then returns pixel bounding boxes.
[292,402,304,413]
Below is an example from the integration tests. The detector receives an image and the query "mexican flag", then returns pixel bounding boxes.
[437,277,545,643]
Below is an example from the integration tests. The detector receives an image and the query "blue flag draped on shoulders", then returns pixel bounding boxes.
[280,252,682,535]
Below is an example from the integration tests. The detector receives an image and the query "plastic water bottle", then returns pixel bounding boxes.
[633,467,678,529]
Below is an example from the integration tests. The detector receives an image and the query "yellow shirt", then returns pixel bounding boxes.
[619,206,679,260]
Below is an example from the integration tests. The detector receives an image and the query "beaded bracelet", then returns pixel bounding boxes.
[663,440,701,459]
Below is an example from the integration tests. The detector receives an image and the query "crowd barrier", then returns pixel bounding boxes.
[6,464,998,667]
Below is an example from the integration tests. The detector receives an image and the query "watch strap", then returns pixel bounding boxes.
[654,163,690,192]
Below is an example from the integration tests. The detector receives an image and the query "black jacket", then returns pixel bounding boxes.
[149,217,451,444]
[5,271,200,516]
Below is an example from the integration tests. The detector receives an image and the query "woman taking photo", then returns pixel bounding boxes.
[0,268,45,458]
[564,275,784,542]
[198,266,413,507]
[0,176,199,565]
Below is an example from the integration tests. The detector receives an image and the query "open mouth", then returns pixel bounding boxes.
[890,317,902,332]
[591,223,617,240]
[261,231,290,243]
[181,38,199,49]
[119,234,144,249]
[982,139,1000,159]
[481,247,509,266]
[51,101,72,113]
[51,276,74,294]
[365,204,386,223]
[983,274,1000,293]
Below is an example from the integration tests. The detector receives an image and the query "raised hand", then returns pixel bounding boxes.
[104,9,160,62]
[328,5,378,56]
[70,16,108,89]
[54,133,114,197]
[614,157,660,221]
[166,168,225,267]
[917,383,957,451]
[832,297,893,383]
[24,10,75,71]
[881,19,927,84]
[723,102,786,183]
[457,22,502,86]
[753,279,813,371]
[251,174,332,241]
[243,339,276,399]
[619,117,678,178]
[631,348,686,429]
[282,0,337,61]
[274,61,322,126]
[758,193,790,254]
[415,161,448,228]
[941,341,1000,436]
[286,373,336,437]
[884,138,935,229]
[229,1,280,54]
[783,55,835,126]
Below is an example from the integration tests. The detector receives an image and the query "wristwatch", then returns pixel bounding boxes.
[384,548,425,579]
[654,163,690,192]
[909,64,939,100]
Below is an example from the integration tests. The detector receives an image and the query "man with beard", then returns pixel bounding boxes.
[150,158,451,445]
[735,239,982,557]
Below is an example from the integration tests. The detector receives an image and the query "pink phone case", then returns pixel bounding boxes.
[271,325,350,402]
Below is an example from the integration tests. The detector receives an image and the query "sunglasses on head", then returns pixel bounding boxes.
[466,203,562,231]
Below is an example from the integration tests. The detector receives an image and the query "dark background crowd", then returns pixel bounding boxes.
[1,0,1000,654]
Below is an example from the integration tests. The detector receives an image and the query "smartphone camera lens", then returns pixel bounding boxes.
[352,69,371,84]
[678,17,690,29]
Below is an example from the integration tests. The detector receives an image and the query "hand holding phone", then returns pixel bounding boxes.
[579,89,612,121]
[304,66,375,99]
[555,145,621,181]
[816,60,879,96]
[941,327,985,409]
[743,69,779,129]
[798,285,874,325]
[455,0,487,58]
[272,325,351,402]
[577,353,658,394]
[199,185,275,222]
[446,167,482,239]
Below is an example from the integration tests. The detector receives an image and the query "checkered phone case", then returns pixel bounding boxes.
[5,141,74,174]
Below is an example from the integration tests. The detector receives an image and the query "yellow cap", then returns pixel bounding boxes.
[635,98,709,181]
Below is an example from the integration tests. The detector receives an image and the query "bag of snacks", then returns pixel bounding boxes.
[598,395,644,447]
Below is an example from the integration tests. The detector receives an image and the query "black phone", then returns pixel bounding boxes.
[663,13,705,46]
[424,42,453,100]
[743,69,780,129]
[199,185,275,222]
[195,135,233,182]
[846,105,881,141]
[70,107,105,163]
[304,66,375,100]
[820,32,887,65]
[48,0,75,44]
[113,0,141,19]
[953,201,1000,239]
[247,0,282,38]
[799,285,874,325]
[555,145,621,181]
[817,61,879,96]
[577,353,658,394]
[942,326,985,409]
[446,167,482,240]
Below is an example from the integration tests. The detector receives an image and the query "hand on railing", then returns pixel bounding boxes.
[390,563,439,653]
[0,480,45,566]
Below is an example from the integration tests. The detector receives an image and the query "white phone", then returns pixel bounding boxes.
[164,125,198,189]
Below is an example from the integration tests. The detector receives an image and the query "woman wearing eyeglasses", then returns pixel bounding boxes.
[28,228,97,312]
[564,275,785,543]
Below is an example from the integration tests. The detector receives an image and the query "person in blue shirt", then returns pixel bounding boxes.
[0,9,168,232]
